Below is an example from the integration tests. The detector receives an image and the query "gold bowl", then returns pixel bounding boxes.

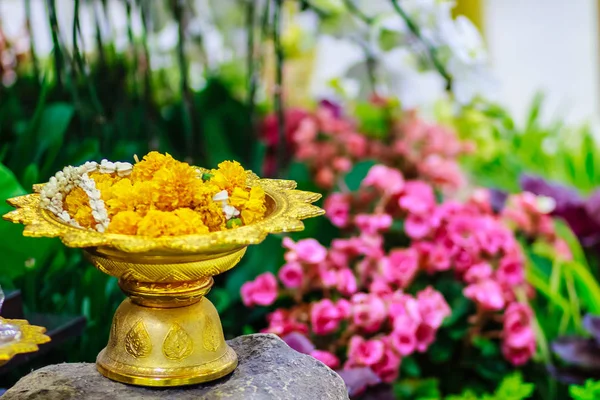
[3,175,324,386]
[0,317,50,367]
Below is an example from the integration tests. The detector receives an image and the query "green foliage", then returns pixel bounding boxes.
[445,373,534,400]
[394,378,442,399]
[570,380,600,400]
[344,160,377,191]
[456,95,600,194]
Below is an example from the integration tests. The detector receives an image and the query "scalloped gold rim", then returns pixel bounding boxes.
[3,175,324,254]
[0,318,51,362]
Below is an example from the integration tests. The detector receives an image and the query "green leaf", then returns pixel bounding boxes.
[0,163,58,282]
[493,372,534,400]
[472,337,499,357]
[37,103,75,177]
[354,102,389,139]
[209,288,232,313]
[569,379,600,400]
[401,356,421,377]
[344,160,377,191]
[22,163,39,190]
[393,378,440,400]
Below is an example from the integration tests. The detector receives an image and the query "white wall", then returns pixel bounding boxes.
[485,0,600,127]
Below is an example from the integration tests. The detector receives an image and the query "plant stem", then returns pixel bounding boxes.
[125,0,139,99]
[342,0,373,24]
[389,0,452,90]
[173,0,202,162]
[246,0,257,135]
[273,0,286,177]
[46,0,63,86]
[24,0,39,80]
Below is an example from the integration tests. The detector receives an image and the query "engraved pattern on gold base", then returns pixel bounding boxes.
[3,174,324,387]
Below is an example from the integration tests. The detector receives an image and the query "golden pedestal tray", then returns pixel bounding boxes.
[3,175,323,387]
[0,317,50,367]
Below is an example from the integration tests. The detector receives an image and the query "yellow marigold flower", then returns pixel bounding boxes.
[131,151,177,183]
[210,161,247,193]
[229,187,250,209]
[151,162,202,211]
[107,211,142,235]
[137,210,183,237]
[195,201,227,231]
[192,181,221,208]
[131,181,154,216]
[173,208,209,234]
[64,187,95,228]
[105,178,135,217]
[239,187,267,225]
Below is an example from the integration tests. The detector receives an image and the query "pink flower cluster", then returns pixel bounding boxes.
[502,192,572,260]
[263,101,472,190]
[238,155,570,391]
[502,303,537,366]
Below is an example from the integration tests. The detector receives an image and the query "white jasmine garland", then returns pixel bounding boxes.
[40,158,133,232]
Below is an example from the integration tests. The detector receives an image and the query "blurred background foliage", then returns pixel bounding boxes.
[1,0,600,398]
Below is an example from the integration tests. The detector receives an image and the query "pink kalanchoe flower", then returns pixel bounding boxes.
[337,268,358,296]
[502,302,536,366]
[315,167,336,189]
[463,279,506,311]
[332,157,352,173]
[311,350,340,369]
[292,117,318,144]
[356,234,385,260]
[404,214,429,240]
[371,344,402,383]
[351,293,387,333]
[348,336,385,366]
[278,262,304,288]
[417,287,451,330]
[345,132,368,158]
[369,278,393,297]
[355,214,393,236]
[382,248,419,288]
[362,165,405,195]
[415,242,451,273]
[318,263,339,288]
[336,299,352,319]
[311,299,344,335]
[324,193,351,228]
[415,323,437,352]
[240,272,278,307]
[464,262,493,284]
[390,314,418,356]
[283,237,328,264]
[497,255,525,286]
[388,292,422,323]
[398,181,436,215]
[263,309,308,336]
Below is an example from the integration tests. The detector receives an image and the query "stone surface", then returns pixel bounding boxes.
[1,333,349,400]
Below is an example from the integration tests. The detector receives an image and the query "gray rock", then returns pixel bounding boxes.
[1,334,349,400]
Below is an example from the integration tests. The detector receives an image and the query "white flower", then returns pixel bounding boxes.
[440,16,486,65]
[222,205,240,220]
[310,35,365,99]
[212,190,229,202]
[379,48,446,110]
[114,161,133,176]
[99,159,116,174]
[447,58,497,105]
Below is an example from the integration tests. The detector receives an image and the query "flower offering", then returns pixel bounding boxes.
[39,152,267,236]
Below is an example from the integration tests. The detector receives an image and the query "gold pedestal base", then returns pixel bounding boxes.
[84,247,248,387]
[97,295,237,387]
